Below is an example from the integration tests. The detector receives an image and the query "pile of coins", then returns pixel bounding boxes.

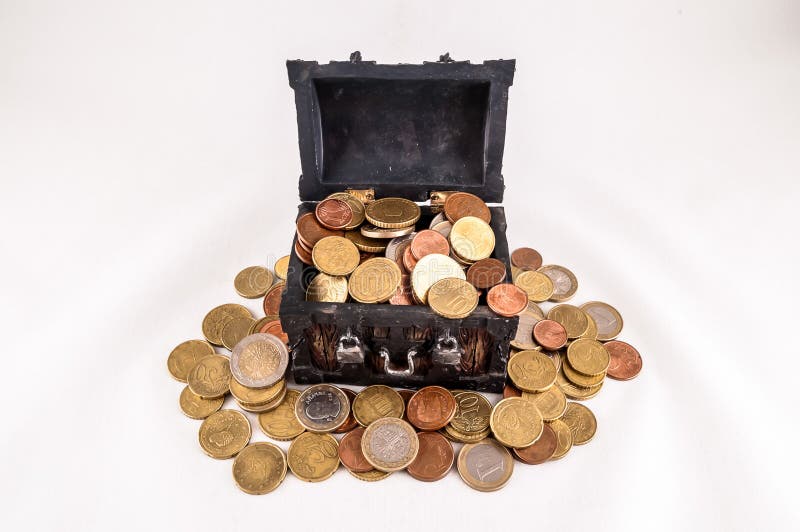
[167,199,643,492]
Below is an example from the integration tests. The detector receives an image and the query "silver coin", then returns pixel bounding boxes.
[361,418,419,472]
[538,264,578,301]
[294,384,350,433]
[385,233,416,262]
[431,220,453,239]
[429,212,447,228]
[457,438,514,491]
[580,301,623,341]
[230,333,288,388]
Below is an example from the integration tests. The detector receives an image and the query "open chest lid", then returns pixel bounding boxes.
[287,52,515,203]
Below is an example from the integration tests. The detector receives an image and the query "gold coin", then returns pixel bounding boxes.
[344,230,387,253]
[361,417,419,472]
[521,385,567,422]
[548,419,573,460]
[580,301,623,341]
[566,338,610,376]
[311,236,360,276]
[365,197,421,228]
[449,391,492,434]
[258,389,305,441]
[360,224,414,238]
[457,438,514,492]
[514,270,554,302]
[561,402,597,445]
[428,278,479,319]
[234,266,274,299]
[556,366,604,400]
[249,316,278,335]
[444,425,491,443]
[186,354,231,398]
[538,264,578,302]
[579,312,598,340]
[179,385,223,419]
[306,273,348,302]
[348,258,402,303]
[273,255,291,280]
[547,304,589,339]
[490,397,544,448]
[449,216,495,262]
[229,377,285,406]
[563,357,606,387]
[348,469,392,482]
[236,384,287,413]
[167,339,215,382]
[507,350,557,393]
[352,385,405,426]
[221,317,256,351]
[202,304,253,346]
[198,409,251,459]
[287,432,340,482]
[410,253,466,304]
[327,192,366,230]
[511,265,523,283]
[510,302,544,350]
[232,442,287,494]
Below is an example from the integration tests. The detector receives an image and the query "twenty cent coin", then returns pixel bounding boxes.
[258,389,305,441]
[561,402,597,445]
[198,409,251,459]
[490,397,544,449]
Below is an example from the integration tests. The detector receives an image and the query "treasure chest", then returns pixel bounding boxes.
[279,52,517,393]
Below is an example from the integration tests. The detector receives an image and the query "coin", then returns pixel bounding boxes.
[361,417,419,472]
[486,283,528,317]
[503,383,522,399]
[230,377,285,406]
[234,266,274,299]
[538,264,578,302]
[410,229,450,260]
[352,385,405,426]
[562,356,606,387]
[258,389,305,440]
[407,386,457,431]
[511,247,543,271]
[511,265,523,282]
[198,409,251,459]
[344,230,387,253]
[604,340,643,380]
[273,255,290,280]
[384,233,416,262]
[287,432,340,482]
[427,278,479,319]
[510,302,545,350]
[444,425,491,444]
[457,438,513,492]
[402,245,418,272]
[513,422,557,464]
[230,333,289,388]
[410,253,466,304]
[315,198,353,230]
[431,221,453,239]
[580,312,598,340]
[360,223,414,238]
[179,385,224,419]
[232,442,287,494]
[547,304,589,339]
[566,338,610,376]
[449,216,495,262]
[202,304,252,346]
[514,270,554,302]
[466,258,507,289]
[338,427,373,473]
[311,236,360,276]
[398,389,414,423]
[220,317,255,350]
[348,257,402,303]
[187,354,231,398]
[249,316,275,335]
[365,197,421,228]
[294,239,313,265]
[548,419,573,460]
[296,212,344,248]
[348,469,392,482]
[580,301,624,341]
[490,397,544,448]
[443,192,491,224]
[533,319,568,350]
[327,192,366,230]
[236,384,287,413]
[507,350,557,393]
[257,319,289,344]
[388,274,414,305]
[262,282,285,316]
[449,391,492,434]
[521,385,567,421]
[306,273,348,303]
[295,384,351,433]
[556,366,604,400]
[561,402,597,445]
[407,431,454,482]
[168,339,215,382]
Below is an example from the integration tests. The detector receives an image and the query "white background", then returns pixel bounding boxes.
[1,1,798,530]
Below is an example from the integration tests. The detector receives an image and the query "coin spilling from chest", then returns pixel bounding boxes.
[361,417,420,472]
[457,438,513,492]
[232,442,287,494]
[406,386,457,431]
[295,384,351,433]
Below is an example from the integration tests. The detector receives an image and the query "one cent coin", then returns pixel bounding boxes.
[361,417,419,472]
[533,319,568,350]
[294,384,350,433]
[406,386,457,431]
[513,422,557,465]
[315,198,353,230]
[486,283,528,317]
[466,258,507,289]
[296,212,344,248]
[457,438,513,492]
[604,340,643,380]
[511,247,543,271]
[407,431,454,482]
[262,281,285,316]
[230,333,289,389]
[443,192,491,224]
[338,427,373,473]
[410,229,450,260]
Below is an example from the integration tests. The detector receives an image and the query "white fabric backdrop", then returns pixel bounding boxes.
[1,1,798,530]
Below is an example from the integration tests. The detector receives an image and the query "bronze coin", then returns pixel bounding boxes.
[389,274,414,305]
[359,252,377,264]
[262,282,285,316]
[338,426,373,473]
[403,245,418,272]
[398,389,414,422]
[393,240,411,273]
[604,340,643,381]
[533,319,568,351]
[407,386,457,431]
[466,258,507,289]
[296,212,344,248]
[486,283,528,317]
[294,239,313,265]
[410,230,450,260]
[258,319,289,345]
[511,247,543,271]
[407,431,454,482]
[503,383,522,399]
[334,389,360,433]
[443,192,491,224]
[513,422,557,464]
[315,198,353,230]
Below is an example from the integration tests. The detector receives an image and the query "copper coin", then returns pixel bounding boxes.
[443,192,491,224]
[604,340,643,381]
[466,258,507,289]
[296,212,343,248]
[407,431,455,482]
[393,240,412,272]
[315,198,353,230]
[511,247,543,271]
[503,383,522,399]
[407,386,457,431]
[258,319,289,344]
[294,239,313,265]
[334,389,360,433]
[359,252,376,264]
[403,245,418,272]
[486,283,528,317]
[262,282,285,316]
[398,389,414,422]
[338,426,373,472]
[513,422,557,464]
[389,274,414,305]
[533,319,568,350]
[410,230,450,260]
